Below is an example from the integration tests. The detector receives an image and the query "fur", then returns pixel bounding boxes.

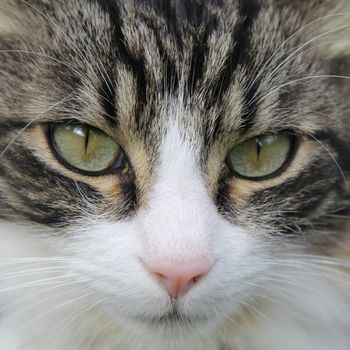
[0,0,350,349]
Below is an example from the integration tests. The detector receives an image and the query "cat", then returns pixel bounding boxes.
[0,0,350,349]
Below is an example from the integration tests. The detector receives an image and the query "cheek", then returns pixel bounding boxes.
[210,219,268,290]
[64,220,143,276]
[60,220,173,318]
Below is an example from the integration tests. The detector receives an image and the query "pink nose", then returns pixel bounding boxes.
[145,259,212,299]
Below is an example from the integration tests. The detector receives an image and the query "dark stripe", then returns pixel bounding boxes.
[118,180,137,216]
[99,80,117,127]
[117,160,138,216]
[20,206,72,228]
[89,0,147,128]
[0,122,29,139]
[139,1,223,96]
[131,58,147,130]
[203,0,261,139]
[204,0,262,146]
[207,0,260,107]
[250,159,339,222]
[202,115,222,157]
[188,16,218,93]
[88,0,128,62]
[216,169,235,219]
[152,27,179,94]
[240,80,260,132]
[313,130,350,174]
[140,0,184,50]
[138,12,179,95]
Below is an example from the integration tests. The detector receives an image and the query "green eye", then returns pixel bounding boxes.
[226,133,294,179]
[51,123,124,174]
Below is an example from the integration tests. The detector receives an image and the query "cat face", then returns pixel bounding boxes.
[0,0,349,340]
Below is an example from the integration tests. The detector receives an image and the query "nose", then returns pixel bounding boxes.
[145,259,213,299]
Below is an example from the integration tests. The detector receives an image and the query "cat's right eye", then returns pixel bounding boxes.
[50,122,125,175]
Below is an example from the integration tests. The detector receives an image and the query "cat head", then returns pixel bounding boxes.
[0,0,350,340]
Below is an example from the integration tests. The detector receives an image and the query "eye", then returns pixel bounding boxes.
[226,133,295,179]
[50,122,124,175]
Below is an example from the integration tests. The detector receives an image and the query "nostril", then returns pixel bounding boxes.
[190,274,204,284]
[186,275,201,291]
[154,272,166,279]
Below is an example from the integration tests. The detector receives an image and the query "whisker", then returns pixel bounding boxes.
[0,49,82,77]
[19,290,93,330]
[0,273,83,293]
[272,254,350,267]
[265,271,350,308]
[53,296,109,336]
[257,74,350,105]
[0,257,85,266]
[260,261,350,283]
[0,266,70,279]
[303,129,348,190]
[246,12,350,92]
[72,20,114,95]
[21,1,90,68]
[251,24,350,101]
[0,278,91,314]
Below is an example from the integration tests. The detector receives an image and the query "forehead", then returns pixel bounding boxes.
[13,0,332,141]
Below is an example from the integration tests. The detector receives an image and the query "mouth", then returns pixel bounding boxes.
[135,305,209,326]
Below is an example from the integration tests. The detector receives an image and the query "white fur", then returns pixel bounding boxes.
[1,124,350,349]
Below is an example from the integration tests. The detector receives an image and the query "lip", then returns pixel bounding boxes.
[134,306,209,325]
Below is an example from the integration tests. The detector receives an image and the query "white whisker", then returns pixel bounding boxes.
[246,12,350,92]
[53,296,109,336]
[257,74,350,104]
[0,279,91,314]
[251,24,350,101]
[303,129,348,190]
[19,291,93,330]
[0,273,83,293]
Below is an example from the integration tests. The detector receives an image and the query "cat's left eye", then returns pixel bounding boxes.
[50,122,124,175]
[226,133,294,179]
